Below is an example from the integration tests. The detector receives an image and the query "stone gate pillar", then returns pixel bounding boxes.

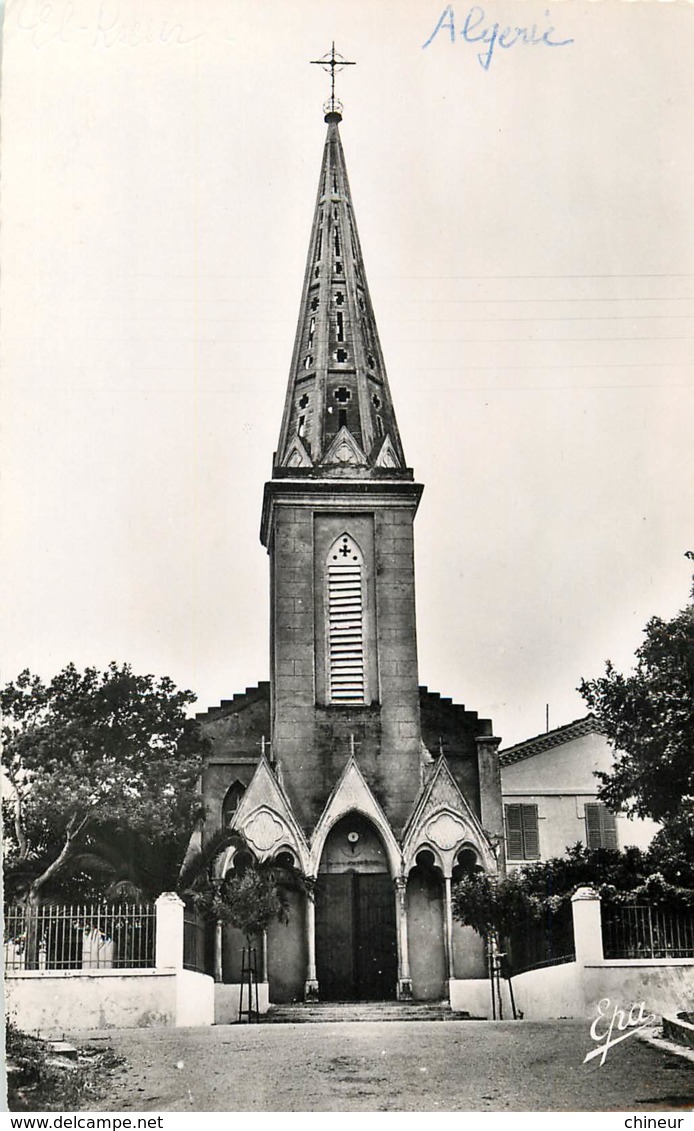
[571,886,604,963]
[155,892,184,970]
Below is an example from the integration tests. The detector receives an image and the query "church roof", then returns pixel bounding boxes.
[273,109,410,480]
[195,681,270,721]
[498,714,603,767]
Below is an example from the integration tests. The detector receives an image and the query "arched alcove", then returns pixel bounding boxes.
[450,845,488,981]
[266,851,307,1004]
[220,844,257,984]
[451,844,483,883]
[406,850,447,1000]
[315,813,397,1001]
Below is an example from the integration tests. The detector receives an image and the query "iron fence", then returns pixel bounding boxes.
[602,903,694,960]
[3,903,156,972]
[183,905,207,975]
[507,902,576,975]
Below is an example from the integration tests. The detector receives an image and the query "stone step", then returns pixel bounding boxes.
[261,1001,476,1024]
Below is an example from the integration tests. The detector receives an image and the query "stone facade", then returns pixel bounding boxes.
[197,105,503,1004]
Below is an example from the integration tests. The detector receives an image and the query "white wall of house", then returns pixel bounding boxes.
[500,723,659,864]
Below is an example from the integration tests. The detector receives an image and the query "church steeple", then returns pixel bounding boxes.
[274,103,409,478]
[261,67,424,837]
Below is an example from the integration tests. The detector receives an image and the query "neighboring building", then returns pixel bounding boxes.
[196,95,505,1005]
[499,715,659,866]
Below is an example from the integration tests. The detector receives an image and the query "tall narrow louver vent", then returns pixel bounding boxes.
[327,534,365,703]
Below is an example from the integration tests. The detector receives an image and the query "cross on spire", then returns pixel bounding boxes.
[310,42,356,118]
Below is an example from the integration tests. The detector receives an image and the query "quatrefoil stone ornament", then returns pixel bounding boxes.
[244,809,286,852]
[425,812,467,852]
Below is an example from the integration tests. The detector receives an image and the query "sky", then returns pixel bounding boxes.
[1,0,693,749]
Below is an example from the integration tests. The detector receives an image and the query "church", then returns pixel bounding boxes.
[197,60,505,1009]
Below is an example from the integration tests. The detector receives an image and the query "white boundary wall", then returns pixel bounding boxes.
[214,981,270,1024]
[450,888,694,1020]
[4,893,215,1034]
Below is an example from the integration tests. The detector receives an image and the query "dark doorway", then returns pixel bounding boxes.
[315,815,397,1001]
[316,871,397,1000]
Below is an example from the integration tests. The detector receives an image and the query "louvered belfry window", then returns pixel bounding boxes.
[327,533,366,704]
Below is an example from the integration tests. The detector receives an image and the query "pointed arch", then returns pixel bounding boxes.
[221,780,246,828]
[232,757,311,873]
[309,756,402,879]
[326,532,366,704]
[402,758,498,877]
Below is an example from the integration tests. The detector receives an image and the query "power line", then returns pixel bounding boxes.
[374,273,694,281]
[396,362,694,371]
[125,272,694,281]
[389,297,694,305]
[394,336,694,343]
[408,314,694,323]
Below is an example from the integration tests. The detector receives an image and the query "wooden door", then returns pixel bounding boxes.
[316,873,355,999]
[354,873,397,1000]
[316,872,397,1001]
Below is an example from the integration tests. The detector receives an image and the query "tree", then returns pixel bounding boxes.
[1,663,208,924]
[184,844,307,942]
[452,870,542,942]
[477,844,694,917]
[451,871,543,1018]
[181,839,309,984]
[217,867,289,944]
[579,571,694,825]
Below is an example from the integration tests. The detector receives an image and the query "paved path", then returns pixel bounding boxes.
[74,1020,694,1112]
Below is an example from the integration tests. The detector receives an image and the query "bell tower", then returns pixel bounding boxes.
[199,51,503,1007]
[260,54,424,835]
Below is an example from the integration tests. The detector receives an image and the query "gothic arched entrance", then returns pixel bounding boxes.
[315,813,397,1001]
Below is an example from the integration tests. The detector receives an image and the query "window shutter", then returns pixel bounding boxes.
[505,804,540,860]
[505,805,524,860]
[601,807,618,850]
[521,804,540,859]
[585,802,617,850]
[585,803,602,848]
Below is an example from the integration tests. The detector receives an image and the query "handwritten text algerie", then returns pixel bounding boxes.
[422,5,574,71]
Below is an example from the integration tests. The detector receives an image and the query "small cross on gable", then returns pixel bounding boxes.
[257,735,272,759]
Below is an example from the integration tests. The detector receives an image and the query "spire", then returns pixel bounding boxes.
[273,84,411,479]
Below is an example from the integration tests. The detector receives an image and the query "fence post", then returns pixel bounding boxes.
[155,892,185,970]
[571,886,604,963]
